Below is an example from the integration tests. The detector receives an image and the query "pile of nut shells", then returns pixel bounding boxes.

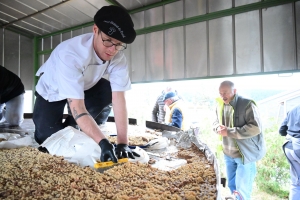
[0,145,216,200]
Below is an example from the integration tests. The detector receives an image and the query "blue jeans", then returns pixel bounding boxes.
[284,148,300,200]
[224,154,256,200]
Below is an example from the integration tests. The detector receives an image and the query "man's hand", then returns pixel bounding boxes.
[217,125,228,136]
[115,144,140,159]
[99,139,118,163]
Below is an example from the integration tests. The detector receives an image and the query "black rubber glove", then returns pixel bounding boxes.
[115,144,140,159]
[99,139,118,163]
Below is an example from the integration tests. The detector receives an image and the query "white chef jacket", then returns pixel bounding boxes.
[36,33,131,102]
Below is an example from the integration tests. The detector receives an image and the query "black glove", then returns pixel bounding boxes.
[99,139,118,163]
[115,144,140,159]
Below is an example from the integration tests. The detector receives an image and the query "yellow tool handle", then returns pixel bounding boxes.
[94,158,129,169]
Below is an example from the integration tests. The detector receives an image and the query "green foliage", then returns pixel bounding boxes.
[256,124,290,199]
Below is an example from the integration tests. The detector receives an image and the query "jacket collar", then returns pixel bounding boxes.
[229,94,239,108]
[216,94,239,107]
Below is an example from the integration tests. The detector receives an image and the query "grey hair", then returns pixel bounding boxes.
[220,80,235,89]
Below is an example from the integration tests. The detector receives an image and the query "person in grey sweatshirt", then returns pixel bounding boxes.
[279,104,300,200]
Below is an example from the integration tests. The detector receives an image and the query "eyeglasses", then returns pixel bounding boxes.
[100,31,127,51]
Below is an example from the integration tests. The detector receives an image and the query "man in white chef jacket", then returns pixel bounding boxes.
[33,5,139,162]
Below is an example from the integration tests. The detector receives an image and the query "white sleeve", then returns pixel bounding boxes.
[107,52,131,92]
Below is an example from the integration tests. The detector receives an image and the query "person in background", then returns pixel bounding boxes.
[0,65,25,127]
[163,91,187,130]
[33,5,139,162]
[212,80,266,200]
[279,104,300,200]
[152,86,184,123]
[152,86,174,123]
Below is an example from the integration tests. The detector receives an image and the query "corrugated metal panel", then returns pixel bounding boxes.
[43,37,51,51]
[0,0,299,86]
[209,0,232,13]
[38,38,43,51]
[164,26,184,80]
[263,3,296,72]
[131,11,144,30]
[20,35,33,90]
[117,0,142,10]
[32,13,68,30]
[20,17,59,33]
[52,34,61,49]
[164,1,183,23]
[15,0,51,11]
[13,20,48,35]
[0,10,17,23]
[42,9,78,27]
[185,0,207,18]
[4,30,19,74]
[0,28,3,65]
[72,28,83,38]
[235,10,261,74]
[185,22,208,78]
[0,1,74,36]
[145,6,163,27]
[296,1,300,70]
[85,0,111,9]
[131,34,146,82]
[39,55,43,68]
[67,0,98,18]
[83,25,93,34]
[62,31,71,42]
[39,0,62,6]
[0,1,28,19]
[117,0,161,10]
[235,0,261,7]
[209,16,233,76]
[1,0,33,16]
[54,4,91,23]
[146,31,164,81]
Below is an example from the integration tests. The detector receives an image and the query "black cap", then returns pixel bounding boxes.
[94,5,136,44]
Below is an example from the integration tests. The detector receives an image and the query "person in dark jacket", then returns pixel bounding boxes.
[0,65,25,127]
[152,86,173,123]
[163,92,187,130]
[279,104,300,200]
[152,87,183,124]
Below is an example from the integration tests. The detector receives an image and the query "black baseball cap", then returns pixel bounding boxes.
[94,5,136,44]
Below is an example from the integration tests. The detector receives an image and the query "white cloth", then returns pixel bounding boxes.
[36,33,131,102]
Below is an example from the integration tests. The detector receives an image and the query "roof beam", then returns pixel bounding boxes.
[0,0,71,29]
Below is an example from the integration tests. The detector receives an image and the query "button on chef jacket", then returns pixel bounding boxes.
[35,33,131,102]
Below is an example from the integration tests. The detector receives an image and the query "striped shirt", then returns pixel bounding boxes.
[222,104,241,158]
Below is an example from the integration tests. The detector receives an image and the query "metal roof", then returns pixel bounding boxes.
[0,0,163,38]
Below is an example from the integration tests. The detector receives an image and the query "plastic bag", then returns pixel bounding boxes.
[0,133,32,149]
[41,126,101,168]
